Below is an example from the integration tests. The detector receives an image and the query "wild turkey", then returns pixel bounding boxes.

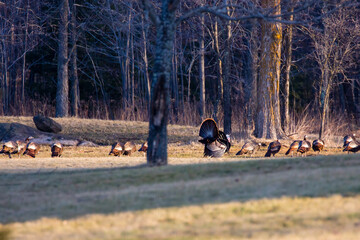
[138,141,148,156]
[236,142,261,157]
[51,142,64,157]
[312,139,325,154]
[265,140,281,157]
[297,135,311,157]
[23,142,40,158]
[123,141,136,156]
[343,141,360,154]
[343,134,356,147]
[285,140,300,157]
[0,141,17,158]
[109,142,124,156]
[11,136,33,158]
[199,118,231,158]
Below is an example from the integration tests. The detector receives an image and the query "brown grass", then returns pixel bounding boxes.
[0,116,360,239]
[0,116,198,145]
[0,154,360,239]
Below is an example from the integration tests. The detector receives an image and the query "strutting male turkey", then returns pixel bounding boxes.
[265,140,281,157]
[236,142,261,157]
[199,118,231,158]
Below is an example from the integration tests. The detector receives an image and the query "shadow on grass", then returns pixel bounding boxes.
[1,154,360,224]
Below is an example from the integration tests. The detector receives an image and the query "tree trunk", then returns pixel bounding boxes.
[172,42,179,118]
[199,14,206,119]
[147,0,179,166]
[141,14,151,103]
[283,4,294,134]
[56,0,69,117]
[319,68,331,139]
[21,0,29,109]
[212,19,223,123]
[255,0,284,139]
[69,0,80,117]
[223,2,232,135]
[243,20,258,137]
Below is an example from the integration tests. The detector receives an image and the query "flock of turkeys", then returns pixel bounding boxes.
[198,118,359,158]
[0,118,358,159]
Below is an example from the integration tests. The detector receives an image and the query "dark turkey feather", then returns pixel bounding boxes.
[312,139,324,153]
[199,118,230,158]
[265,140,281,157]
[199,118,218,144]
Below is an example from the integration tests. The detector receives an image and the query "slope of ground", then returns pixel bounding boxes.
[0,154,360,239]
[0,116,359,240]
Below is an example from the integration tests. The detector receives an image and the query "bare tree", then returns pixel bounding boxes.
[304,7,360,139]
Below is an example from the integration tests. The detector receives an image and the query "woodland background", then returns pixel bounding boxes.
[0,0,359,141]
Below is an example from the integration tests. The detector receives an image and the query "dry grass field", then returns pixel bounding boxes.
[0,116,360,240]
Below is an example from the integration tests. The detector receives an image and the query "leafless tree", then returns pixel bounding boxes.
[303,6,360,139]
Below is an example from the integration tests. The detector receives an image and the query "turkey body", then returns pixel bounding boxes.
[265,140,281,157]
[12,140,27,157]
[343,141,360,153]
[199,118,230,158]
[23,142,40,158]
[51,142,64,157]
[236,142,261,157]
[297,136,311,157]
[312,139,324,154]
[109,142,124,156]
[0,141,17,158]
[285,140,300,157]
[343,134,356,148]
[123,141,136,156]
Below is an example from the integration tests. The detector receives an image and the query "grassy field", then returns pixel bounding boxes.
[0,117,360,239]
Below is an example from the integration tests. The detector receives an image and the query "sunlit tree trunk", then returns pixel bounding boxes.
[212,19,223,123]
[199,14,206,119]
[255,0,285,139]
